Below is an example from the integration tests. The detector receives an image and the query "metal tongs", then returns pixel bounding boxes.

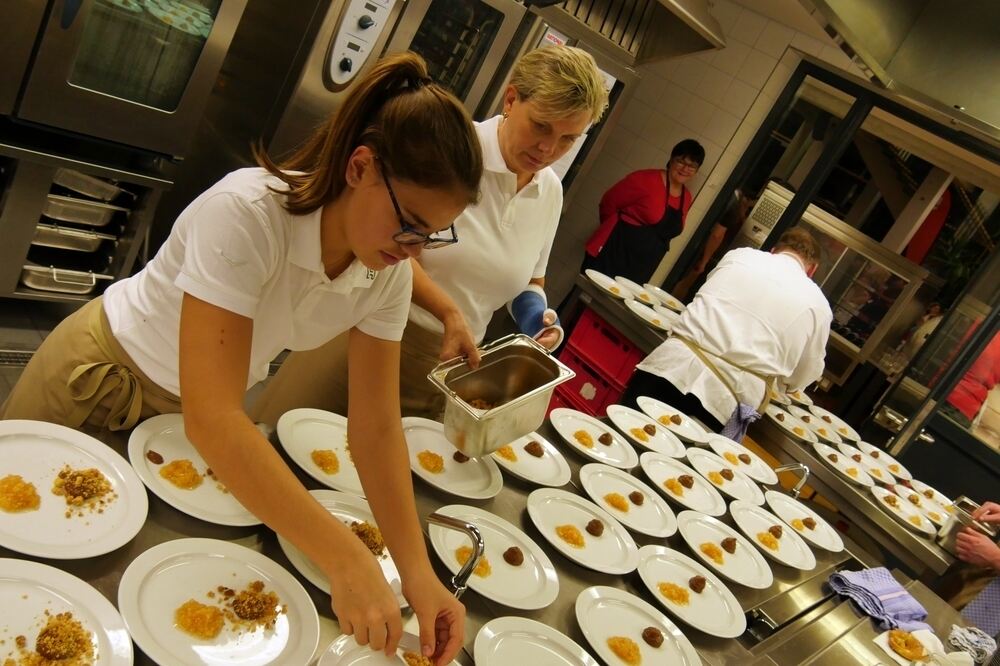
[426,512,484,599]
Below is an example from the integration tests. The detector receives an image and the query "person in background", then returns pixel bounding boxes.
[947,330,1000,426]
[955,501,1000,641]
[674,188,753,300]
[620,227,832,441]
[582,139,704,284]
[0,54,483,664]
[250,45,609,424]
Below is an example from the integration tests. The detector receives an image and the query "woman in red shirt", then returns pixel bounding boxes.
[583,139,703,283]
[947,330,1000,421]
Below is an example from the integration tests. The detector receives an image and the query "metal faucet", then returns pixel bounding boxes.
[774,462,810,499]
[427,512,484,599]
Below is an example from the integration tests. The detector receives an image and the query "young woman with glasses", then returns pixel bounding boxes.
[1,53,482,664]
[583,138,705,283]
[250,45,609,423]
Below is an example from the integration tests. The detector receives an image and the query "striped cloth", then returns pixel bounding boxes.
[828,567,931,632]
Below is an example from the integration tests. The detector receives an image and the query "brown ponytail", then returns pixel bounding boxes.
[255,52,482,215]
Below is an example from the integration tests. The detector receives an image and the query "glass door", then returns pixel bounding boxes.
[16,0,248,157]
[384,0,525,112]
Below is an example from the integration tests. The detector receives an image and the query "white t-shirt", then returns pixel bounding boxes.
[637,248,832,424]
[103,168,412,395]
[407,115,562,343]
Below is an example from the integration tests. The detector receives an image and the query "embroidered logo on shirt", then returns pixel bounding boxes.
[219,249,248,268]
[366,268,378,280]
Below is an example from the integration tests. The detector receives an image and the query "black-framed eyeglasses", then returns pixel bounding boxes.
[378,163,459,250]
[672,158,701,173]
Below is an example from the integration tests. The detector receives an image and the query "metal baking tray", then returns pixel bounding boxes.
[33,223,117,252]
[20,263,114,295]
[52,168,128,202]
[428,334,575,457]
[43,194,129,227]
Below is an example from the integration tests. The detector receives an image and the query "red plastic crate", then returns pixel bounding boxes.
[566,308,643,386]
[556,347,625,417]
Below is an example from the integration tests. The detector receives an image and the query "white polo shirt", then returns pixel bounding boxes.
[637,248,832,423]
[407,115,563,343]
[103,168,412,395]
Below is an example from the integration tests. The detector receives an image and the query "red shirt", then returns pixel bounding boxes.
[585,169,693,257]
[947,330,1000,420]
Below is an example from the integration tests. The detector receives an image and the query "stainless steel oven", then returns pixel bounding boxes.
[11,0,248,158]
[268,0,526,156]
[382,0,527,113]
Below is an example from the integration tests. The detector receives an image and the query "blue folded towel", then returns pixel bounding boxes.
[828,567,932,632]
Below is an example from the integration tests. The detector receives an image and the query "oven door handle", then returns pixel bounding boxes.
[61,0,85,29]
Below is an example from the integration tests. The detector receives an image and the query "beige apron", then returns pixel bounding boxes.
[0,297,181,431]
[672,334,775,414]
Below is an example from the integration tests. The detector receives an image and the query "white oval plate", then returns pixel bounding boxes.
[729,501,816,570]
[613,275,653,301]
[0,419,148,558]
[788,405,843,444]
[402,418,502,499]
[643,284,686,312]
[685,449,764,505]
[704,434,778,485]
[318,633,460,665]
[808,405,860,442]
[871,487,936,537]
[606,404,686,457]
[636,545,746,638]
[676,510,773,589]
[575,586,701,666]
[889,485,950,528]
[276,490,404,607]
[129,413,258,527]
[489,431,571,488]
[836,443,893,483]
[276,408,364,496]
[785,389,814,407]
[117,538,320,666]
[578,464,677,538]
[907,479,955,514]
[764,405,819,444]
[549,408,639,470]
[526,488,639,574]
[639,452,726,517]
[584,269,626,299]
[857,442,913,481]
[764,490,844,552]
[624,298,671,331]
[652,303,682,324]
[768,388,793,406]
[0,558,133,665]
[814,443,874,487]
[474,616,598,666]
[635,397,710,444]
[428,504,559,610]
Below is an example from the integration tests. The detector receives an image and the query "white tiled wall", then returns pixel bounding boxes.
[549,0,866,301]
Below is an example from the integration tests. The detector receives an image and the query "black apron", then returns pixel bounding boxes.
[587,180,685,283]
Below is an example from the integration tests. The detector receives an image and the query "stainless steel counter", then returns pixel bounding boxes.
[0,418,969,665]
[747,417,955,580]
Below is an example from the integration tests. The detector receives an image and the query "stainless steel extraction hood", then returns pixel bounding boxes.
[804,0,1000,141]
[534,0,725,66]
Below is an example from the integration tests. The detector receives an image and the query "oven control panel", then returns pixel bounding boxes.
[328,0,397,87]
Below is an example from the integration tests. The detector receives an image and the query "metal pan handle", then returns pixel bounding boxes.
[427,512,483,599]
[50,267,96,287]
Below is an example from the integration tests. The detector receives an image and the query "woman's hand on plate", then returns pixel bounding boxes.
[403,568,466,665]
[327,546,404,657]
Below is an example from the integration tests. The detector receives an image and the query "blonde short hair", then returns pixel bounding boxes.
[508,45,608,125]
[775,227,822,267]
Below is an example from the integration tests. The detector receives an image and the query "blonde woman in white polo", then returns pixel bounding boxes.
[251,45,609,423]
[1,54,482,664]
